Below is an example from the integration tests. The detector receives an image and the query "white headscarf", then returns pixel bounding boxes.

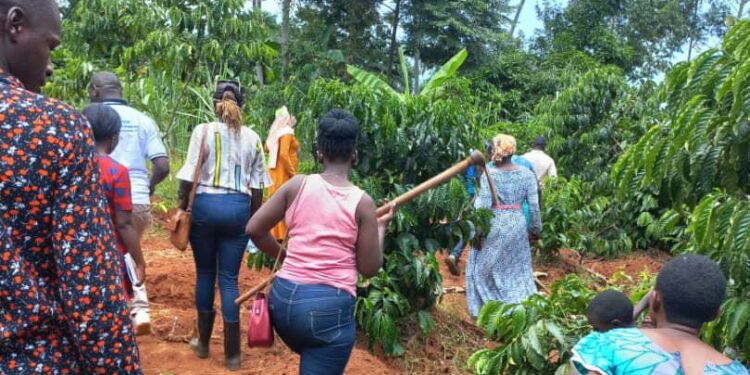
[265,106,295,169]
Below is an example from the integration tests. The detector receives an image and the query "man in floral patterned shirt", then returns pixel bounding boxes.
[0,0,141,373]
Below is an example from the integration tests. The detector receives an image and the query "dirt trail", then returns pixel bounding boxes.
[137,233,398,375]
[137,227,667,374]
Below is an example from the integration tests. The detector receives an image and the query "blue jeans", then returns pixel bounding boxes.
[450,221,476,259]
[269,277,356,375]
[189,193,250,323]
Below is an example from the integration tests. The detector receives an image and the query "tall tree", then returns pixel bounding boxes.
[281,0,291,81]
[295,0,388,72]
[402,0,513,70]
[386,0,403,76]
[536,0,730,77]
[509,0,526,37]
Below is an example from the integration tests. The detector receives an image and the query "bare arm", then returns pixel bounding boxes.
[114,210,146,285]
[250,188,263,217]
[246,175,306,259]
[178,180,191,210]
[633,290,652,319]
[354,195,395,278]
[149,156,170,196]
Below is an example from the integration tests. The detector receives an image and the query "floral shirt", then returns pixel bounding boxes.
[572,328,749,375]
[0,71,141,373]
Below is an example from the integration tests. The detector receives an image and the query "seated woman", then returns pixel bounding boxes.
[571,254,749,374]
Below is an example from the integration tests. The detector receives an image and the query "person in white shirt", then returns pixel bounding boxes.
[88,72,170,336]
[522,136,557,184]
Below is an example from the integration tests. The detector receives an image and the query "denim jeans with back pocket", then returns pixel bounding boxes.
[269,277,356,375]
[189,193,250,323]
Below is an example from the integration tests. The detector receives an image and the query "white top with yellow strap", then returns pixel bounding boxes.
[176,122,272,195]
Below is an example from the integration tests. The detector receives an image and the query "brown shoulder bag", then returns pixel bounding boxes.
[166,125,209,251]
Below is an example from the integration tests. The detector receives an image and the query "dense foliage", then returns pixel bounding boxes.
[614,20,750,362]
[468,273,655,374]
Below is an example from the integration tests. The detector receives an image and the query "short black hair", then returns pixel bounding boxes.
[83,103,121,143]
[0,0,57,22]
[587,290,634,329]
[656,254,726,329]
[533,136,547,148]
[317,109,360,161]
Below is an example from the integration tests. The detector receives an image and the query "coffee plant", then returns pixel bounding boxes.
[614,20,750,363]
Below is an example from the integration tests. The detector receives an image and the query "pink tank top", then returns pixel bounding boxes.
[277,174,364,296]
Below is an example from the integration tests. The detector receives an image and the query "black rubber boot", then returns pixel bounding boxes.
[190,311,215,359]
[224,321,241,371]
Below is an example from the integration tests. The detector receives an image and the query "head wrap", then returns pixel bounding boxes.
[492,134,517,162]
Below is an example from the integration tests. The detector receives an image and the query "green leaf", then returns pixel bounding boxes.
[545,321,567,349]
[346,64,403,102]
[728,301,750,340]
[417,310,436,336]
[419,48,468,97]
[398,46,410,96]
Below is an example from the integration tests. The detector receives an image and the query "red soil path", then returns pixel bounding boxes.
[137,227,667,374]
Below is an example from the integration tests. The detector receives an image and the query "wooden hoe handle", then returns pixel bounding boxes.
[375,150,486,216]
[236,150,486,306]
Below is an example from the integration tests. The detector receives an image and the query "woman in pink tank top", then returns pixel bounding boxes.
[247,109,395,375]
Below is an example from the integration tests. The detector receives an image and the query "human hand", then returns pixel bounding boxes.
[377,203,397,237]
[529,232,539,246]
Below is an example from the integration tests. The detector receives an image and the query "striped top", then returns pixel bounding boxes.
[176,122,272,195]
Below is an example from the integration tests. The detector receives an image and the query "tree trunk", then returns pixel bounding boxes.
[413,49,421,93]
[509,0,527,37]
[253,0,261,9]
[281,0,291,82]
[387,0,402,76]
[739,0,749,18]
[687,0,702,62]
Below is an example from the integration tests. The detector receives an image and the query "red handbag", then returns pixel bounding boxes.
[246,241,285,348]
[247,292,274,347]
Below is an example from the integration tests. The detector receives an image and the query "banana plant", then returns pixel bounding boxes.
[346,47,468,102]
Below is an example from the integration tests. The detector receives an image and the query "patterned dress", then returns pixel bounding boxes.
[572,328,749,374]
[0,70,141,373]
[465,164,541,317]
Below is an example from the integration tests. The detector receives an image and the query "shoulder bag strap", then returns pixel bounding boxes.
[187,124,210,213]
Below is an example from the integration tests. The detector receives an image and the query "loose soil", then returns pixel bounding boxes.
[138,226,667,374]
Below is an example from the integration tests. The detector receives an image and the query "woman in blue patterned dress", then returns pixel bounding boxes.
[571,254,749,375]
[465,134,541,318]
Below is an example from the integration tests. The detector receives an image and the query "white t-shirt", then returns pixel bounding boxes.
[106,100,168,205]
[522,149,558,183]
[176,122,272,195]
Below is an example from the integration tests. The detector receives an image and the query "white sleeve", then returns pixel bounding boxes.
[143,117,168,160]
[548,159,558,178]
[248,136,272,190]
[175,125,204,182]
